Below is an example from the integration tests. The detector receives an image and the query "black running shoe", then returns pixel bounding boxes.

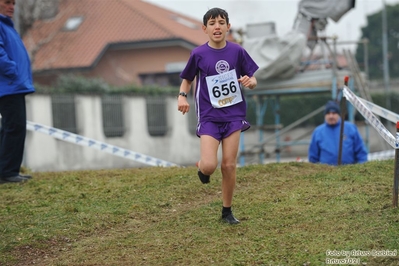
[0,176,27,184]
[196,161,210,184]
[197,170,210,184]
[222,213,240,224]
[19,174,32,179]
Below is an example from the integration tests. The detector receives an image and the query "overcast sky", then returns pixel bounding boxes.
[144,0,399,52]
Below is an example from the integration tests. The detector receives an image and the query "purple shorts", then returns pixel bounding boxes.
[196,120,251,141]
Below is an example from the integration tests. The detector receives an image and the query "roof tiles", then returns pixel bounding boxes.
[23,0,209,71]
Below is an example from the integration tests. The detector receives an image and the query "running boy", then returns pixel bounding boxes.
[177,8,258,224]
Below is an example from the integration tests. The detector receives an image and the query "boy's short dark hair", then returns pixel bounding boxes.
[203,7,229,26]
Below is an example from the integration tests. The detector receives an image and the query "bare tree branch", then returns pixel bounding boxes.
[17,0,60,37]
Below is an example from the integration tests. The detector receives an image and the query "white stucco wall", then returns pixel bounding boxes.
[24,95,202,172]
[22,94,391,173]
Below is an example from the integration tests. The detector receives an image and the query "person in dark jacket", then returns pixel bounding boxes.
[0,0,35,184]
[308,100,368,166]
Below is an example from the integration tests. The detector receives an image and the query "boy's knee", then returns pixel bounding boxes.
[221,162,236,173]
[201,162,217,176]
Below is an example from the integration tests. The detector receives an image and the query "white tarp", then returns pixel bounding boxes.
[299,0,355,22]
[243,0,355,81]
[243,31,306,80]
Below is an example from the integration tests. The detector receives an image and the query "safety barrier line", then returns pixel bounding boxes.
[358,98,399,124]
[342,86,398,149]
[26,121,180,167]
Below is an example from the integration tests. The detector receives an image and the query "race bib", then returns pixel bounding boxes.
[205,69,243,108]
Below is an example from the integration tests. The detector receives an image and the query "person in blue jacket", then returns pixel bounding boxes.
[308,100,368,166]
[0,0,35,184]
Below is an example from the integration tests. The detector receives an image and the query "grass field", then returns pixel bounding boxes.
[1,160,399,265]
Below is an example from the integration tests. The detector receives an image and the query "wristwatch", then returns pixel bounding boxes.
[179,92,188,97]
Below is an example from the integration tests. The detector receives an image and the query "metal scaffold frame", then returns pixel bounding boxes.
[239,37,370,166]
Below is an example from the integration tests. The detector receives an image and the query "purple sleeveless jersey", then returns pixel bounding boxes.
[180,41,259,123]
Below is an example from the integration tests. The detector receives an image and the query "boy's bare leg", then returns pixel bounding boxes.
[220,130,240,208]
[198,135,219,176]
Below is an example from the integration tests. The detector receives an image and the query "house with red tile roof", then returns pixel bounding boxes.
[23,0,213,87]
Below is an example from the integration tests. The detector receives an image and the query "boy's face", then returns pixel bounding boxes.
[202,15,230,47]
[0,0,14,18]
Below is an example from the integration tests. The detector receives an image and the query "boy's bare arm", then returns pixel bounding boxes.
[177,79,192,115]
[238,75,257,90]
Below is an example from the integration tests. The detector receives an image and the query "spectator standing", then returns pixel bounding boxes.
[308,100,368,166]
[0,0,35,184]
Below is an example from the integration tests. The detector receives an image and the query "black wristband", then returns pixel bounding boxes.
[179,92,188,97]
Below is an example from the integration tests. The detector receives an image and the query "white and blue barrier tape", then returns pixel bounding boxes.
[358,98,399,124]
[26,121,180,167]
[342,86,398,149]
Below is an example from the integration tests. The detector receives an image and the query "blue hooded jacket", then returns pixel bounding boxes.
[0,14,34,98]
[308,119,368,165]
